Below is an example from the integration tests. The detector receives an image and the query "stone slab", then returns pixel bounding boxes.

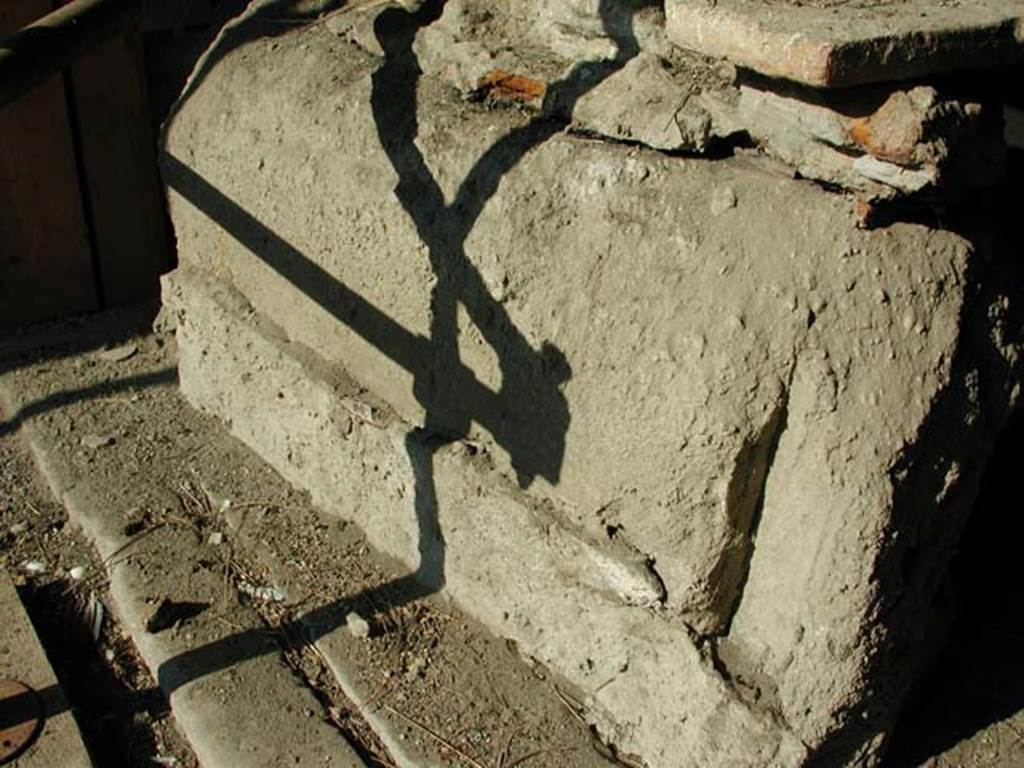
[665,0,1024,88]
[735,82,1004,198]
[0,318,621,768]
[0,570,92,768]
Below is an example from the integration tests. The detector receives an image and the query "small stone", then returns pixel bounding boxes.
[710,187,737,215]
[346,611,371,639]
[22,560,46,575]
[405,654,428,681]
[237,581,285,603]
[208,531,224,546]
[69,565,86,580]
[98,342,138,363]
[81,433,115,450]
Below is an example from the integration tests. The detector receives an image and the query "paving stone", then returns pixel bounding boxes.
[665,0,1024,88]
[0,571,92,768]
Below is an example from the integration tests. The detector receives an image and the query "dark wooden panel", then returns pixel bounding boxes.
[0,0,99,329]
[70,30,169,305]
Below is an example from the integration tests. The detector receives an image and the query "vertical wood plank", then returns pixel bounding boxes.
[0,0,99,329]
[70,30,170,305]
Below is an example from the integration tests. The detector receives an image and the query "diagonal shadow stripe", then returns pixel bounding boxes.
[150,0,642,718]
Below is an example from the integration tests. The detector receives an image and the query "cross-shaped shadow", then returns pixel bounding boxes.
[154,0,646,700]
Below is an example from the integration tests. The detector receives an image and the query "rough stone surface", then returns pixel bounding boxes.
[0,570,92,768]
[736,83,1005,198]
[406,0,1005,198]
[665,0,1024,88]
[568,51,721,151]
[160,6,1022,766]
[404,0,1006,197]
[162,268,805,768]
[409,0,739,149]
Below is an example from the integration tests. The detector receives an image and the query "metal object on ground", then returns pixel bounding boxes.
[0,679,42,764]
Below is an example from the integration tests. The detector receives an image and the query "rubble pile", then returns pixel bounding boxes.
[338,0,1020,206]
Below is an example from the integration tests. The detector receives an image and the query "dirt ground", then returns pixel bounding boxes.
[0,307,617,768]
[0,396,199,768]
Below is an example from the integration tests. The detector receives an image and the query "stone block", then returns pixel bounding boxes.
[160,7,1021,764]
[162,267,805,768]
[665,0,1024,88]
[0,571,91,768]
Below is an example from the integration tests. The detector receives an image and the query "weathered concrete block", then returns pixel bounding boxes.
[665,0,1024,88]
[163,267,806,767]
[161,7,1021,765]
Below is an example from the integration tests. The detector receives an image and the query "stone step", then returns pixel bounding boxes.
[0,357,368,768]
[158,3,1021,765]
[0,317,620,768]
[0,569,92,768]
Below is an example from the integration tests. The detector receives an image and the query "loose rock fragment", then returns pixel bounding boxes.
[566,52,725,152]
[81,433,116,450]
[98,342,138,363]
[346,610,371,639]
[736,83,1002,198]
[237,580,285,603]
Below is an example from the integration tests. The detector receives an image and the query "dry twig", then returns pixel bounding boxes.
[382,704,487,768]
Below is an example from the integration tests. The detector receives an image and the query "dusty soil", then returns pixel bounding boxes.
[0,308,615,768]
[0,407,198,767]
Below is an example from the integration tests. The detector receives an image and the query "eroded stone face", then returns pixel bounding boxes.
[161,4,1021,765]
